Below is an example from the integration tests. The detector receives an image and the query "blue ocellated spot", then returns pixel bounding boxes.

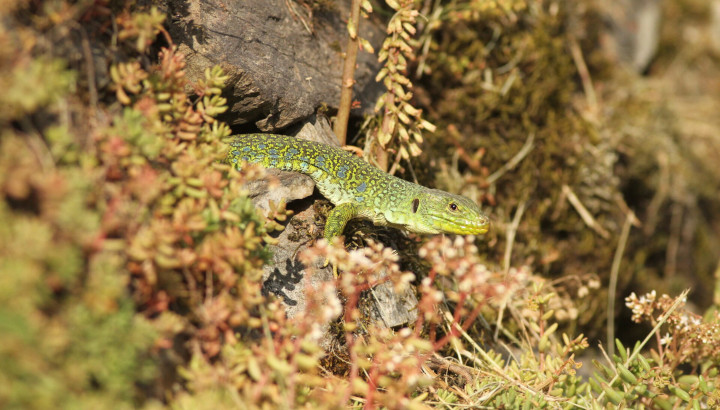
[337,165,348,179]
[242,146,251,152]
[268,148,279,159]
[257,143,266,150]
[241,156,249,162]
[355,196,365,203]
[232,150,240,156]
[315,155,326,165]
[356,182,367,193]
[286,148,299,159]
[232,157,238,163]
[299,162,309,171]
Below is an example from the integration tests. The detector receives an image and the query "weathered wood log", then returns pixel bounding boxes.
[165,0,385,130]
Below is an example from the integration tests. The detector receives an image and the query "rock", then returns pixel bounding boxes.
[261,198,333,319]
[243,170,315,212]
[361,271,418,328]
[602,0,662,73]
[240,115,334,212]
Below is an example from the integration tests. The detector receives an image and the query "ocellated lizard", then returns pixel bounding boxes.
[227,134,490,242]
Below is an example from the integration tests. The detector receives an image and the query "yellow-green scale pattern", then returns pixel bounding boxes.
[227,134,490,241]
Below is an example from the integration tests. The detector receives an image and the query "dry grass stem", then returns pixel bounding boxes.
[486,132,535,185]
[562,184,610,239]
[504,199,527,274]
[569,37,598,117]
[606,210,637,357]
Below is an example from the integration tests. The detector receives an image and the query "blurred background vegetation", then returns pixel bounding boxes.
[1,0,719,408]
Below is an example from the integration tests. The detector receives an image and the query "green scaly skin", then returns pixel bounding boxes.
[227,134,490,241]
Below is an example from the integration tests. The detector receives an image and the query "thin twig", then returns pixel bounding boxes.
[20,118,55,172]
[569,38,598,116]
[387,147,403,175]
[665,202,683,278]
[79,27,98,129]
[504,200,527,274]
[426,355,475,385]
[597,342,615,371]
[644,152,669,235]
[333,0,362,146]
[285,0,314,34]
[606,210,637,358]
[486,132,534,185]
[493,300,505,342]
[405,158,419,184]
[415,2,442,78]
[714,257,720,307]
[493,201,528,347]
[562,184,610,239]
[499,70,518,96]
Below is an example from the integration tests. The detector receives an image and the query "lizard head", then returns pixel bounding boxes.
[407,189,490,235]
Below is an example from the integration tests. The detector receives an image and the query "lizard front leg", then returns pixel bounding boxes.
[324,202,358,241]
[322,202,358,276]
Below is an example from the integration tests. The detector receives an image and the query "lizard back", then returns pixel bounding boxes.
[227,134,412,209]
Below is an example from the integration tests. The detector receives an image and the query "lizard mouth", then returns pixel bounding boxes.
[429,215,490,235]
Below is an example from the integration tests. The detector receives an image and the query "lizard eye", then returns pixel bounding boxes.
[449,203,458,211]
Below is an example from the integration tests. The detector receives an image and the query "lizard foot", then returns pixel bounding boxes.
[322,257,339,278]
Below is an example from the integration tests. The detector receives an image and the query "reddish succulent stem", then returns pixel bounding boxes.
[342,285,361,404]
[433,293,486,351]
[285,336,303,408]
[363,355,381,410]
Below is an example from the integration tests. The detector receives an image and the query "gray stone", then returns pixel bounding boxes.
[241,115,335,211]
[602,0,662,73]
[261,199,333,319]
[362,272,418,328]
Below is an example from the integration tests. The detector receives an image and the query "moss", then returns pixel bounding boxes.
[411,1,622,333]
